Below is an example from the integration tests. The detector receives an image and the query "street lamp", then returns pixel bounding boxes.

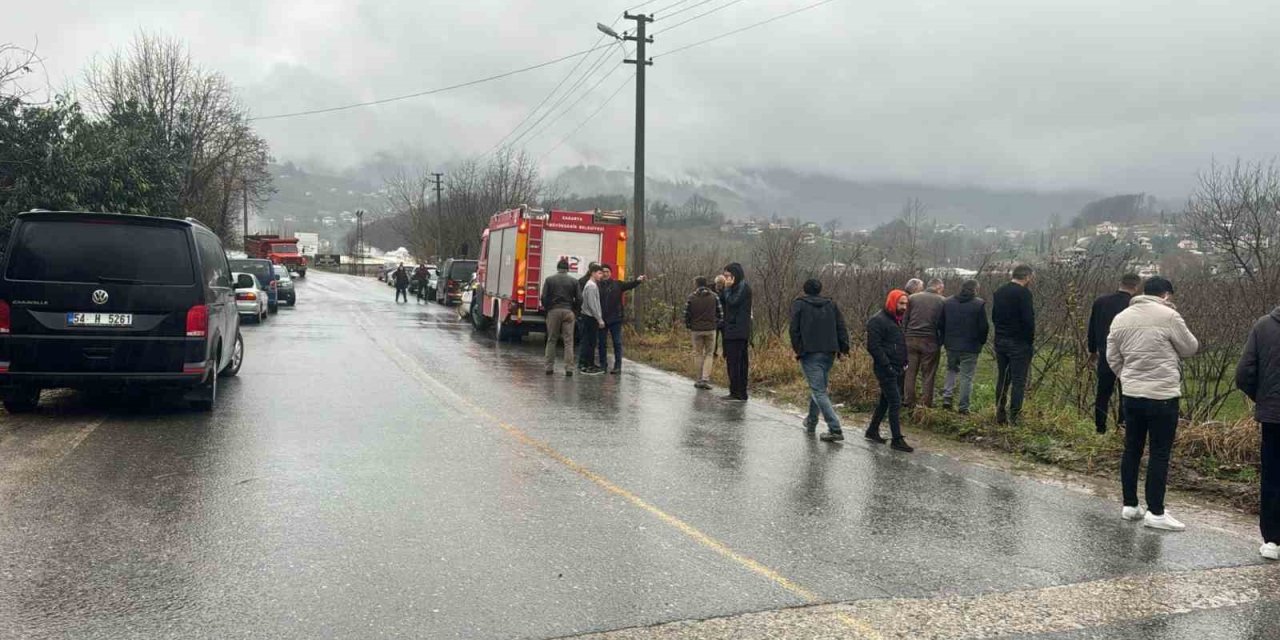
[597,23,621,40]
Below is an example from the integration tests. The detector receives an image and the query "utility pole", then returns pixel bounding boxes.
[242,187,249,243]
[623,12,653,332]
[354,209,365,277]
[431,172,444,259]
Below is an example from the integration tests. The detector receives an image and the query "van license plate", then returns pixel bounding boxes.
[66,312,133,327]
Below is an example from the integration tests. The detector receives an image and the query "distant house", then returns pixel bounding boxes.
[1095,221,1120,237]
[1177,239,1199,251]
[984,226,999,235]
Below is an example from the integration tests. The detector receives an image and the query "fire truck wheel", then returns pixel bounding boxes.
[471,298,490,331]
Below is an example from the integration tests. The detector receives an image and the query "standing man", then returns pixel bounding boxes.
[992,264,1035,425]
[720,263,753,402]
[685,276,722,390]
[577,265,606,376]
[542,259,581,377]
[1089,274,1141,433]
[574,261,600,350]
[865,289,913,452]
[903,278,946,408]
[1236,303,1280,560]
[1108,276,1198,531]
[790,279,850,442]
[938,279,989,414]
[393,264,410,304]
[596,265,647,374]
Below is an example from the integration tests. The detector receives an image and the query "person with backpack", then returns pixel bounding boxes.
[685,276,723,390]
[790,279,850,442]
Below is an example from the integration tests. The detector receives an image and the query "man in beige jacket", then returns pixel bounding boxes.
[1107,277,1199,531]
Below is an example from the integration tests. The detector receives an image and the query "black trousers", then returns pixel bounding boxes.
[1263,424,1280,544]
[994,338,1032,422]
[1095,350,1124,430]
[395,285,408,302]
[724,339,749,400]
[869,367,904,439]
[577,320,600,368]
[1120,396,1179,515]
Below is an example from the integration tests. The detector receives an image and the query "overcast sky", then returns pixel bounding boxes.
[8,0,1279,195]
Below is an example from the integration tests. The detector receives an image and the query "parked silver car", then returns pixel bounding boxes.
[233,272,269,323]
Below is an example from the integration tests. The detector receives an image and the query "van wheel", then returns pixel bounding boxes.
[221,331,244,378]
[2,385,41,413]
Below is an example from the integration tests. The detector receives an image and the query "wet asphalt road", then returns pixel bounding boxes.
[1,270,1277,639]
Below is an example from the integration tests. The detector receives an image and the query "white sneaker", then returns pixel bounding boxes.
[1121,506,1147,521]
[1262,543,1280,560]
[1143,512,1186,531]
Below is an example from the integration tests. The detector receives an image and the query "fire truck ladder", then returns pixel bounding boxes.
[524,219,544,310]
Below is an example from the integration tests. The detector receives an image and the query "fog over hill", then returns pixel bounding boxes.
[551,166,1109,230]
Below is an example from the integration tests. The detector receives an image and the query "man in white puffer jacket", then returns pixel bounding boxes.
[1107,277,1199,531]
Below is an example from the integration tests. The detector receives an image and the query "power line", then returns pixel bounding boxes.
[249,42,616,121]
[656,0,839,59]
[483,12,639,157]
[540,74,635,162]
[525,60,628,151]
[653,0,719,21]
[654,0,752,35]
[647,0,700,15]
[503,41,624,151]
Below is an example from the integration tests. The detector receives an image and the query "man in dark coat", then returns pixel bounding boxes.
[790,279,850,441]
[1089,273,1141,433]
[542,258,582,376]
[938,279,989,414]
[1236,306,1280,561]
[865,289,913,452]
[393,264,410,303]
[596,264,646,373]
[720,262,753,402]
[991,264,1035,425]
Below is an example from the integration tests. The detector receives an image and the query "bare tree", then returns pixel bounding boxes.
[750,229,805,338]
[0,41,46,102]
[898,198,927,272]
[1184,158,1280,315]
[82,32,272,240]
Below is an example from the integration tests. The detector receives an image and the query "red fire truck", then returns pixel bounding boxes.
[469,206,627,340]
[244,234,308,278]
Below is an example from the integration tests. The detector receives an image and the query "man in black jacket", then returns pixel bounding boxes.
[790,279,850,441]
[1089,273,1141,433]
[720,263,753,401]
[542,259,582,376]
[865,289,913,452]
[596,265,646,373]
[938,279,989,414]
[991,264,1035,425]
[1236,306,1280,561]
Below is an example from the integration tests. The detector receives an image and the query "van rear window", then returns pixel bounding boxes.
[5,220,195,285]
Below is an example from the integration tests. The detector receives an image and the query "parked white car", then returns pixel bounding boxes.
[233,272,269,324]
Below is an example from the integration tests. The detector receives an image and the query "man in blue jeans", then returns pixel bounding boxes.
[596,265,646,373]
[789,279,850,442]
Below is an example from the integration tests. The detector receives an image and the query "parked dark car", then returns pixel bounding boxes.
[0,211,243,412]
[272,264,296,306]
[436,259,478,306]
[229,258,280,313]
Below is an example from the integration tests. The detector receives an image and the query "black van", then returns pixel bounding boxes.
[436,258,478,305]
[0,212,244,412]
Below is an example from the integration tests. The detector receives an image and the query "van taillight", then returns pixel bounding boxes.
[0,299,10,334]
[186,305,208,337]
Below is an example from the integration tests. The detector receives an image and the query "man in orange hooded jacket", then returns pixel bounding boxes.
[864,289,914,452]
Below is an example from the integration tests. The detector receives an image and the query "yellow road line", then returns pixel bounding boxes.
[354,306,884,637]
